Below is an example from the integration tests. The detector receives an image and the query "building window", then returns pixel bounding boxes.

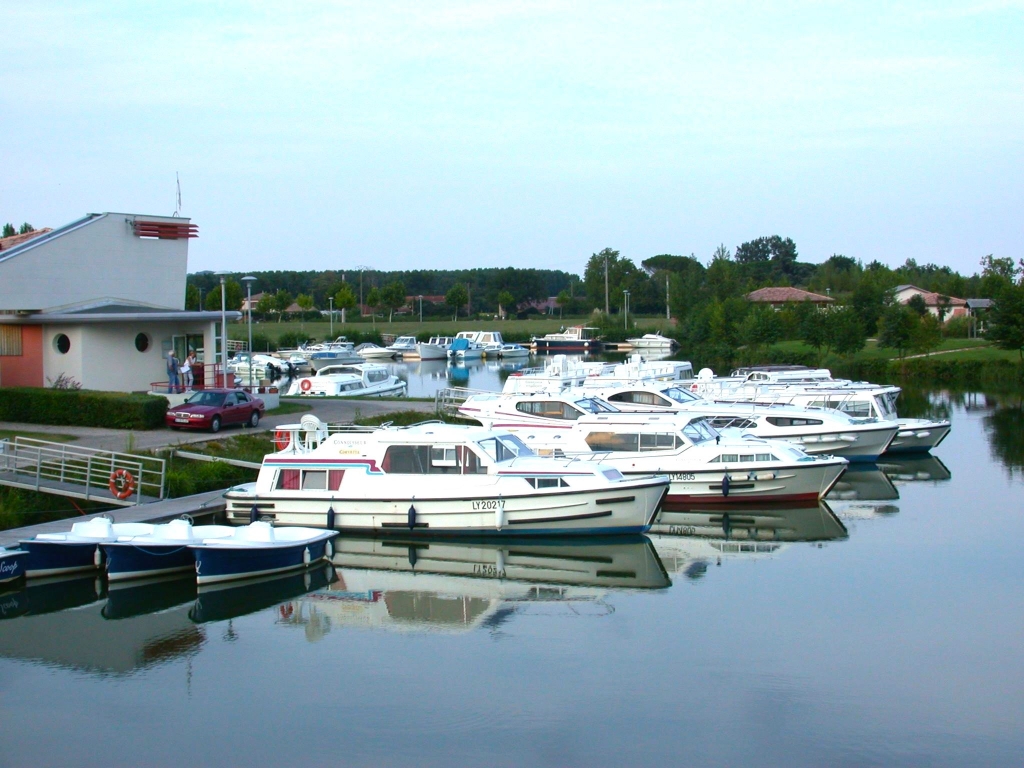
[54,334,71,354]
[0,326,22,356]
[135,333,151,352]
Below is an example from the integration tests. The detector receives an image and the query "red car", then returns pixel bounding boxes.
[166,389,265,432]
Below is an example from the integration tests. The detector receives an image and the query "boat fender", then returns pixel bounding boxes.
[495,503,504,531]
[408,545,418,569]
[757,472,776,481]
[496,549,506,572]
[408,504,417,530]
[249,505,260,524]
[325,538,334,559]
[721,473,731,498]
[303,547,311,566]
[93,546,103,569]
[326,505,336,530]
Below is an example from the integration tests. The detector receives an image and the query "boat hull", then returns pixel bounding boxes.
[0,549,28,583]
[224,481,669,536]
[768,425,897,462]
[886,419,951,453]
[101,542,196,582]
[191,537,333,585]
[532,340,603,353]
[17,540,103,578]
[417,344,449,360]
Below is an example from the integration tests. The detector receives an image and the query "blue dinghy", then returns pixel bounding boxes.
[191,521,335,585]
[19,518,155,578]
[101,519,237,582]
[1,547,28,584]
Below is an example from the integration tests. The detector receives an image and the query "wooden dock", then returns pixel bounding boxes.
[0,489,226,549]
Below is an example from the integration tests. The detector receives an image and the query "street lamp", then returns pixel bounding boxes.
[242,276,256,387]
[418,295,423,323]
[215,272,230,386]
[328,296,334,337]
[623,290,630,331]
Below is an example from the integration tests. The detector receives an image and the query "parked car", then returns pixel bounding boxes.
[166,389,265,432]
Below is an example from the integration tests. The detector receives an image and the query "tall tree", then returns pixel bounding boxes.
[1,224,14,238]
[296,293,315,311]
[18,223,35,235]
[333,284,357,323]
[987,283,1024,360]
[828,307,867,357]
[273,289,294,322]
[382,281,407,322]
[184,284,201,311]
[496,290,515,319]
[878,305,918,360]
[445,284,468,321]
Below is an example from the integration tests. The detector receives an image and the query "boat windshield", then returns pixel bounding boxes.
[661,386,701,403]
[476,434,535,462]
[681,418,718,444]
[575,398,618,414]
[875,392,899,419]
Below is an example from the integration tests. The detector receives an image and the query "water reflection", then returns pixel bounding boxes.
[983,395,1024,475]
[648,503,847,579]
[279,536,669,637]
[190,563,336,623]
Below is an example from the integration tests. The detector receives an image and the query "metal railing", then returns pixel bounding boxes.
[0,437,166,505]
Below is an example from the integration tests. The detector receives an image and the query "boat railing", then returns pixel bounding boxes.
[434,386,494,416]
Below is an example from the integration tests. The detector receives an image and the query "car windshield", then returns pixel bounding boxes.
[185,392,226,407]
[575,398,618,413]
[662,386,701,403]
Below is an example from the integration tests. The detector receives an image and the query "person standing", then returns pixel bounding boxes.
[180,350,194,391]
[167,350,180,393]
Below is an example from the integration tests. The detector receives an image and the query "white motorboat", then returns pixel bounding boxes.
[496,343,530,358]
[417,336,453,360]
[228,352,292,379]
[626,333,677,351]
[447,332,486,360]
[531,325,603,353]
[18,518,156,578]
[691,370,951,454]
[386,336,420,358]
[501,353,693,395]
[355,343,397,360]
[306,338,363,370]
[457,392,848,505]
[223,417,670,535]
[287,363,406,397]
[578,382,898,461]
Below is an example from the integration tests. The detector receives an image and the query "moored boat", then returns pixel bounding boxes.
[101,519,237,582]
[287,363,407,397]
[355,343,397,360]
[190,522,336,585]
[19,518,156,578]
[223,418,670,535]
[530,325,603,353]
[626,333,677,351]
[1,547,28,584]
[417,336,453,360]
[386,336,420,358]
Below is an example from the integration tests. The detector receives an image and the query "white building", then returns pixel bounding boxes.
[893,284,968,323]
[0,212,239,392]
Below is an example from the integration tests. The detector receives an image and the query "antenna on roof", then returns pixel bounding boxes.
[172,172,182,217]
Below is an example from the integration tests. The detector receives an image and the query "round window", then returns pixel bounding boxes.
[54,334,71,354]
[135,333,150,352]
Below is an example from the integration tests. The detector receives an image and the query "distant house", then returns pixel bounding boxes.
[893,285,967,322]
[240,292,266,312]
[746,287,835,309]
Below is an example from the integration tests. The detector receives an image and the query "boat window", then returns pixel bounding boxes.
[475,437,521,463]
[515,400,583,420]
[836,399,872,418]
[875,394,898,419]
[682,419,717,443]
[497,434,535,457]
[524,477,569,489]
[585,431,640,452]
[608,391,671,407]
[576,398,618,413]
[276,469,300,490]
[639,432,679,450]
[328,470,345,490]
[382,445,430,473]
[602,468,624,481]
[369,370,387,383]
[459,446,486,474]
[766,416,823,427]
[661,386,700,403]
[708,417,758,430]
[429,446,461,473]
[302,470,327,490]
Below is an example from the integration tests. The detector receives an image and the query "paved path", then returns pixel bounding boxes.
[0,397,436,453]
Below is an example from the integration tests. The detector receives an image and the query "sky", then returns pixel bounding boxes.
[2,1,1022,277]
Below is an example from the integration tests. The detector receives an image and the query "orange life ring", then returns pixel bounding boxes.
[299,379,312,392]
[273,430,291,451]
[109,469,135,500]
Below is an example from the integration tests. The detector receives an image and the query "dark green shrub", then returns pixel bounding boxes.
[0,388,167,429]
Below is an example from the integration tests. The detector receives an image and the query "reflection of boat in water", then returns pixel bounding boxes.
[648,503,847,578]
[0,575,201,675]
[277,536,669,636]
[189,563,335,623]
[826,464,899,502]
[878,455,951,485]
[102,574,197,620]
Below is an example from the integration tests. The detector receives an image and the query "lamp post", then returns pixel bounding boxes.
[215,272,230,386]
[242,276,256,387]
[328,296,334,338]
[623,290,630,331]
[418,295,423,323]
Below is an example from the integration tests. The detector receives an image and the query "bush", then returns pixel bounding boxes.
[0,388,168,429]
[942,316,971,338]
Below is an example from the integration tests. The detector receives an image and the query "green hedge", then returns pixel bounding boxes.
[832,359,1024,389]
[0,388,168,430]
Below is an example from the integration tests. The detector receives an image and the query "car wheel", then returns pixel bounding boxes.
[249,411,260,428]
[210,416,221,433]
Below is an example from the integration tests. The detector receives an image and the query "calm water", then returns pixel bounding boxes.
[2,390,1023,767]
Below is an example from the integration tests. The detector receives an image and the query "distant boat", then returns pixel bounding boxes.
[626,333,677,352]
[355,343,397,360]
[531,325,603,353]
[287,363,406,397]
[385,336,420,358]
[447,336,485,360]
[417,336,453,360]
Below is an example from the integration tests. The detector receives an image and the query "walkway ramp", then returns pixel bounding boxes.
[0,437,166,506]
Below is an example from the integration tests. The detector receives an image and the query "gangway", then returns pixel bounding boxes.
[434,387,493,417]
[0,437,166,506]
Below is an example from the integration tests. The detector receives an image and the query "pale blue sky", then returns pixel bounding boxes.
[2,1,1021,276]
